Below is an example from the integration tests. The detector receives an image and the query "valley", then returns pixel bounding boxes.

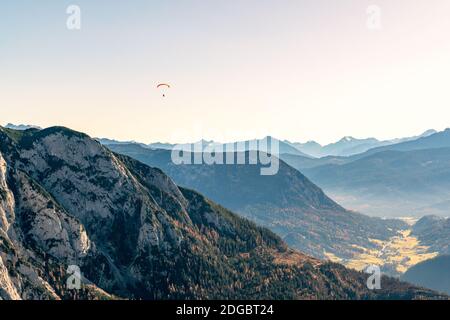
[328,229,439,277]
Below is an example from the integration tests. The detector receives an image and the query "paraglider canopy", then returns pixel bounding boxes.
[157,83,171,97]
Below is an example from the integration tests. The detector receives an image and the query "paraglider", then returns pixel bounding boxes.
[157,83,171,97]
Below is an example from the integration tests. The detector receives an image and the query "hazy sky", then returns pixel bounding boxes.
[1,0,450,144]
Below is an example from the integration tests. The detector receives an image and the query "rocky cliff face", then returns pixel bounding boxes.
[0,126,445,300]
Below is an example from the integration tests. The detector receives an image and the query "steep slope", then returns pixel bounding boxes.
[402,255,450,295]
[106,144,406,261]
[412,216,450,255]
[1,126,442,300]
[303,148,450,217]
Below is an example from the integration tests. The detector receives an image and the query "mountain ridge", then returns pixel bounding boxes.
[302,147,450,217]
[284,129,437,158]
[2,125,442,300]
[106,143,407,262]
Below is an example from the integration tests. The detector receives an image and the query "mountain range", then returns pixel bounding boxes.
[1,125,445,300]
[274,129,450,217]
[287,137,382,158]
[284,129,437,158]
[302,147,450,217]
[144,137,312,158]
[97,129,437,159]
[4,123,41,131]
[95,127,450,218]
[8,123,438,159]
[11,124,450,218]
[106,144,406,262]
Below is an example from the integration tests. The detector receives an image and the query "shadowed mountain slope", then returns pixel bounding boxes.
[303,148,450,217]
[106,144,406,261]
[402,255,450,295]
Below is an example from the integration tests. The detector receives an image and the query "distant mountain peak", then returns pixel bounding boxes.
[5,123,41,131]
[421,129,438,136]
[337,136,379,143]
[306,140,321,146]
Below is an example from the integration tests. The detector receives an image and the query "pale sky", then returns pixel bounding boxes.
[1,0,450,144]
